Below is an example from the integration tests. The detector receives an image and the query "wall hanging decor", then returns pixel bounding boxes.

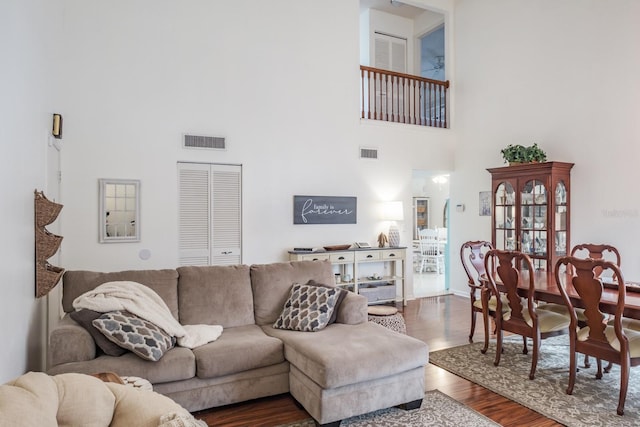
[293,195,357,225]
[34,190,65,298]
[479,191,491,216]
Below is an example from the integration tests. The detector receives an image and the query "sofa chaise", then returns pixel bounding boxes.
[48,260,428,426]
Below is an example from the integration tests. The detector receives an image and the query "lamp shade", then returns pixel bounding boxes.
[381,201,404,221]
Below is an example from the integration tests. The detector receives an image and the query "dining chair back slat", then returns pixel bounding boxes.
[569,243,622,369]
[485,249,570,380]
[554,256,640,416]
[460,241,493,349]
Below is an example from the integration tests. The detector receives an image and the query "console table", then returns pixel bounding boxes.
[288,247,406,306]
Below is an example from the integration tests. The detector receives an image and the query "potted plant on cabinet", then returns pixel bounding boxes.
[525,143,547,162]
[501,143,547,165]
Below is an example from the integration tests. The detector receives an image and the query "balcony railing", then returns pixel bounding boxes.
[360,65,449,128]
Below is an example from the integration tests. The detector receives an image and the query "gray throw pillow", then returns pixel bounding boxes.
[305,280,347,324]
[69,309,128,357]
[273,283,342,332]
[92,311,175,361]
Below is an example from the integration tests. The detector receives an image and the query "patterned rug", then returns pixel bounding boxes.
[429,335,640,426]
[277,389,499,427]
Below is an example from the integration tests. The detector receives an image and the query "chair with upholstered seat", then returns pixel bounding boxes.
[484,249,570,380]
[574,244,622,371]
[540,243,622,370]
[555,256,640,415]
[460,241,510,353]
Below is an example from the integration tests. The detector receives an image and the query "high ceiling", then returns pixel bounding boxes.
[359,0,430,19]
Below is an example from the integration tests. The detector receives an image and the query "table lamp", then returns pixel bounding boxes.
[381,201,404,247]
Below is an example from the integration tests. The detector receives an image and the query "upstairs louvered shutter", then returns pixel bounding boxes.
[374,32,407,73]
[178,163,242,266]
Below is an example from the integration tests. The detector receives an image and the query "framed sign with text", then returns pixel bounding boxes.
[293,195,357,225]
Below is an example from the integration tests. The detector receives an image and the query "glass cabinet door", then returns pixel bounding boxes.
[494,182,516,251]
[555,181,568,255]
[521,179,547,271]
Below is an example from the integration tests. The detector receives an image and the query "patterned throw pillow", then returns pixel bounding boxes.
[273,283,342,332]
[305,280,347,325]
[92,311,175,361]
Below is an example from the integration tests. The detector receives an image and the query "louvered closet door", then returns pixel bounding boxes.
[374,32,406,73]
[178,163,242,266]
[211,164,242,265]
[373,33,407,119]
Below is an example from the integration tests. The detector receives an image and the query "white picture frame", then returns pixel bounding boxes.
[99,178,140,243]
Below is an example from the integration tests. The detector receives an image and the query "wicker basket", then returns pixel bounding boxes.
[34,190,64,298]
[35,262,65,298]
[34,190,63,227]
[35,227,63,260]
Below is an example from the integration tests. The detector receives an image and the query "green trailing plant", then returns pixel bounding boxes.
[526,143,547,162]
[501,143,547,164]
[501,144,527,164]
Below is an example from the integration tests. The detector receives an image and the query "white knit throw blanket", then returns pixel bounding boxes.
[72,281,222,348]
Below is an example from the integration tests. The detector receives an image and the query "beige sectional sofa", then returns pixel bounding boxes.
[48,260,428,426]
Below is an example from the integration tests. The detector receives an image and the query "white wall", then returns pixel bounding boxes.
[11,0,637,384]
[1,0,453,383]
[449,0,640,295]
[56,0,454,275]
[0,0,454,382]
[0,0,60,382]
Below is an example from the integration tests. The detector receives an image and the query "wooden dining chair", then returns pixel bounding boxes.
[575,244,622,370]
[460,241,509,353]
[555,256,640,415]
[571,243,621,276]
[484,249,570,379]
[541,243,622,369]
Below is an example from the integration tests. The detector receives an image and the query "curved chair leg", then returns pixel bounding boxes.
[596,359,603,380]
[604,361,613,373]
[567,351,576,395]
[469,309,476,343]
[481,312,490,354]
[522,336,528,355]
[618,362,629,415]
[529,337,539,380]
[494,329,503,367]
[583,353,591,368]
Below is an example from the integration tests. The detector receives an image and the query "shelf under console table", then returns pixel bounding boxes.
[288,247,406,306]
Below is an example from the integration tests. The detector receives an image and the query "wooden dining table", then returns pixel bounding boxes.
[486,269,640,320]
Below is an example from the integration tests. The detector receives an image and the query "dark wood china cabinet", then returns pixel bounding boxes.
[487,161,574,272]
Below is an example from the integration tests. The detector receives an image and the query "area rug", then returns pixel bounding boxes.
[429,335,640,426]
[277,389,499,427]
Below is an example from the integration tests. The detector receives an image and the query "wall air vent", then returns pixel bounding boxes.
[359,147,378,160]
[183,134,226,150]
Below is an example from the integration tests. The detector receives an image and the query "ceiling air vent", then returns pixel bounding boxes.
[360,147,378,160]
[183,134,226,150]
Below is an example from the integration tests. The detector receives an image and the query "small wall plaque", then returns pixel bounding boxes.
[293,195,357,225]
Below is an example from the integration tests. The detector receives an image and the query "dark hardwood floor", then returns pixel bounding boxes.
[194,295,562,427]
